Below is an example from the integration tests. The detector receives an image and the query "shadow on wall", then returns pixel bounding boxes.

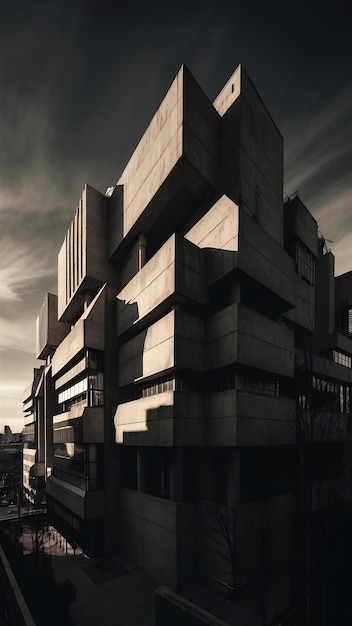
[113,245,241,446]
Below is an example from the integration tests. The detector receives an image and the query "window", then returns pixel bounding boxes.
[144,448,170,499]
[58,378,87,405]
[295,238,315,284]
[237,372,280,397]
[332,350,351,369]
[336,306,352,337]
[311,376,351,414]
[58,373,104,411]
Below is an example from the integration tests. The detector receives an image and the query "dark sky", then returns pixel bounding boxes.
[1,0,351,431]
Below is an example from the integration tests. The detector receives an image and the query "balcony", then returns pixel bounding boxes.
[36,293,69,360]
[114,390,204,446]
[206,389,295,446]
[116,234,208,338]
[53,406,104,444]
[52,286,105,377]
[185,194,239,286]
[118,310,204,386]
[206,303,294,376]
[46,475,104,520]
[23,407,35,424]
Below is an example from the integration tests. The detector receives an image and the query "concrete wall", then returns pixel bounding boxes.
[213,64,241,116]
[52,285,105,377]
[335,270,352,310]
[205,390,295,446]
[0,545,36,626]
[185,195,239,285]
[284,196,318,255]
[182,65,220,189]
[294,199,318,254]
[116,70,184,239]
[115,383,295,448]
[114,391,204,446]
[116,234,207,337]
[315,251,335,335]
[58,185,115,323]
[283,274,315,332]
[120,237,140,289]
[236,392,295,446]
[205,303,294,376]
[36,293,69,360]
[214,66,284,246]
[46,475,104,520]
[239,209,294,310]
[53,407,104,444]
[239,69,283,244]
[54,356,86,390]
[118,310,204,386]
[174,311,205,371]
[119,489,195,589]
[118,312,175,386]
[155,586,229,626]
[108,66,221,262]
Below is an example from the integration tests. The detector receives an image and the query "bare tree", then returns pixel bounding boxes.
[197,483,286,626]
[294,348,351,626]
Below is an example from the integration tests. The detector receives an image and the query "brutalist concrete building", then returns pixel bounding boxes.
[23,65,351,613]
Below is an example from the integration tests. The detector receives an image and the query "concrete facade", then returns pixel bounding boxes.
[22,65,351,617]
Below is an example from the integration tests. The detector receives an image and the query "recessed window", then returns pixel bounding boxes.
[295,238,315,285]
[332,350,351,368]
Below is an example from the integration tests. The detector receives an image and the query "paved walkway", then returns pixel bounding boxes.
[51,552,157,626]
[17,523,158,626]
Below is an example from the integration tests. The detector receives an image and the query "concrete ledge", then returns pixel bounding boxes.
[0,544,36,626]
[155,586,229,626]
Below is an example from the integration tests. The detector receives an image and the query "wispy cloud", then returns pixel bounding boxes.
[0,311,36,353]
[313,187,352,277]
[285,84,352,196]
[284,83,352,275]
[0,236,57,303]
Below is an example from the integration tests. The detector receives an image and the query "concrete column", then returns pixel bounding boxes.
[229,283,240,304]
[138,234,147,270]
[84,290,93,311]
[137,449,146,493]
[170,449,183,502]
[227,449,240,507]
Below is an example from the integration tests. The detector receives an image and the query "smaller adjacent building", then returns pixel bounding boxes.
[22,367,45,505]
[22,293,69,506]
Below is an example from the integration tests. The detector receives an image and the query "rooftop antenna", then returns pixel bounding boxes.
[318,230,334,254]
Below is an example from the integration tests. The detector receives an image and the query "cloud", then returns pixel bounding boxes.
[284,83,352,275]
[0,348,40,433]
[0,311,36,353]
[312,187,352,277]
[0,236,56,303]
[284,84,352,196]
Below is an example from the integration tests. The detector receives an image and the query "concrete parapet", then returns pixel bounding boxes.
[0,544,36,626]
[155,586,229,626]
